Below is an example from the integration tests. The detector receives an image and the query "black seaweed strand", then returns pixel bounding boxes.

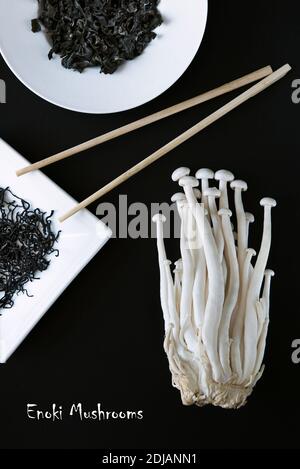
[0,187,60,310]
[32,0,163,74]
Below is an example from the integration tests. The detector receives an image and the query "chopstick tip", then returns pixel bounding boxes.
[280,63,292,73]
[16,167,29,177]
[266,65,273,74]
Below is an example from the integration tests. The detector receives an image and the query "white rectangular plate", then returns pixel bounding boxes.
[0,139,111,362]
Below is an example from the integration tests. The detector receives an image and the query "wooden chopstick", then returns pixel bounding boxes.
[58,64,291,223]
[16,66,273,177]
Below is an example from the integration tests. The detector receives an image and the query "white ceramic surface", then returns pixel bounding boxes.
[0,139,112,362]
[0,0,208,114]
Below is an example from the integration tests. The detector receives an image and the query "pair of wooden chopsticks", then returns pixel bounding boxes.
[17,64,291,222]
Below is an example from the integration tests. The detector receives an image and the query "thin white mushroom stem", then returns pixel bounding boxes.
[256,300,266,344]
[253,311,269,378]
[171,171,196,351]
[215,170,235,209]
[193,188,201,200]
[195,168,214,215]
[203,187,224,261]
[230,180,248,267]
[190,188,202,254]
[163,334,178,374]
[179,175,225,383]
[243,198,277,381]
[152,213,167,260]
[164,260,180,336]
[239,247,256,297]
[177,202,194,333]
[255,269,275,345]
[253,270,275,376]
[185,202,198,255]
[231,248,256,382]
[192,250,207,333]
[188,188,207,335]
[222,258,227,292]
[173,259,183,313]
[218,208,240,379]
[163,329,186,385]
[189,187,203,256]
[152,214,170,328]
[187,187,207,335]
[171,191,187,254]
[261,269,275,318]
[245,212,255,248]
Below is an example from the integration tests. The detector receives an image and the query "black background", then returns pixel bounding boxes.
[0,0,299,450]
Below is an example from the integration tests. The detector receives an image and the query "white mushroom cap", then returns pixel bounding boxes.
[260,197,277,208]
[245,212,255,223]
[171,192,186,203]
[193,188,201,199]
[152,213,167,224]
[172,167,190,182]
[230,180,248,191]
[246,248,257,257]
[218,208,232,217]
[265,269,275,277]
[174,259,183,269]
[215,169,235,182]
[203,187,221,198]
[164,260,172,267]
[179,176,199,188]
[195,168,214,180]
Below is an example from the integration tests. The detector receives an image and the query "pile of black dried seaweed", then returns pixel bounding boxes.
[32,0,163,74]
[0,187,60,310]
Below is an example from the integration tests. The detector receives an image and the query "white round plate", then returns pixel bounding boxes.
[0,0,207,114]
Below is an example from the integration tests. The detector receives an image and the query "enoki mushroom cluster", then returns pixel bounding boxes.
[153,168,276,409]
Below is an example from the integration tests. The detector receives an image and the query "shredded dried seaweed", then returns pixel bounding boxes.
[31,18,41,33]
[32,0,163,74]
[0,188,60,310]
